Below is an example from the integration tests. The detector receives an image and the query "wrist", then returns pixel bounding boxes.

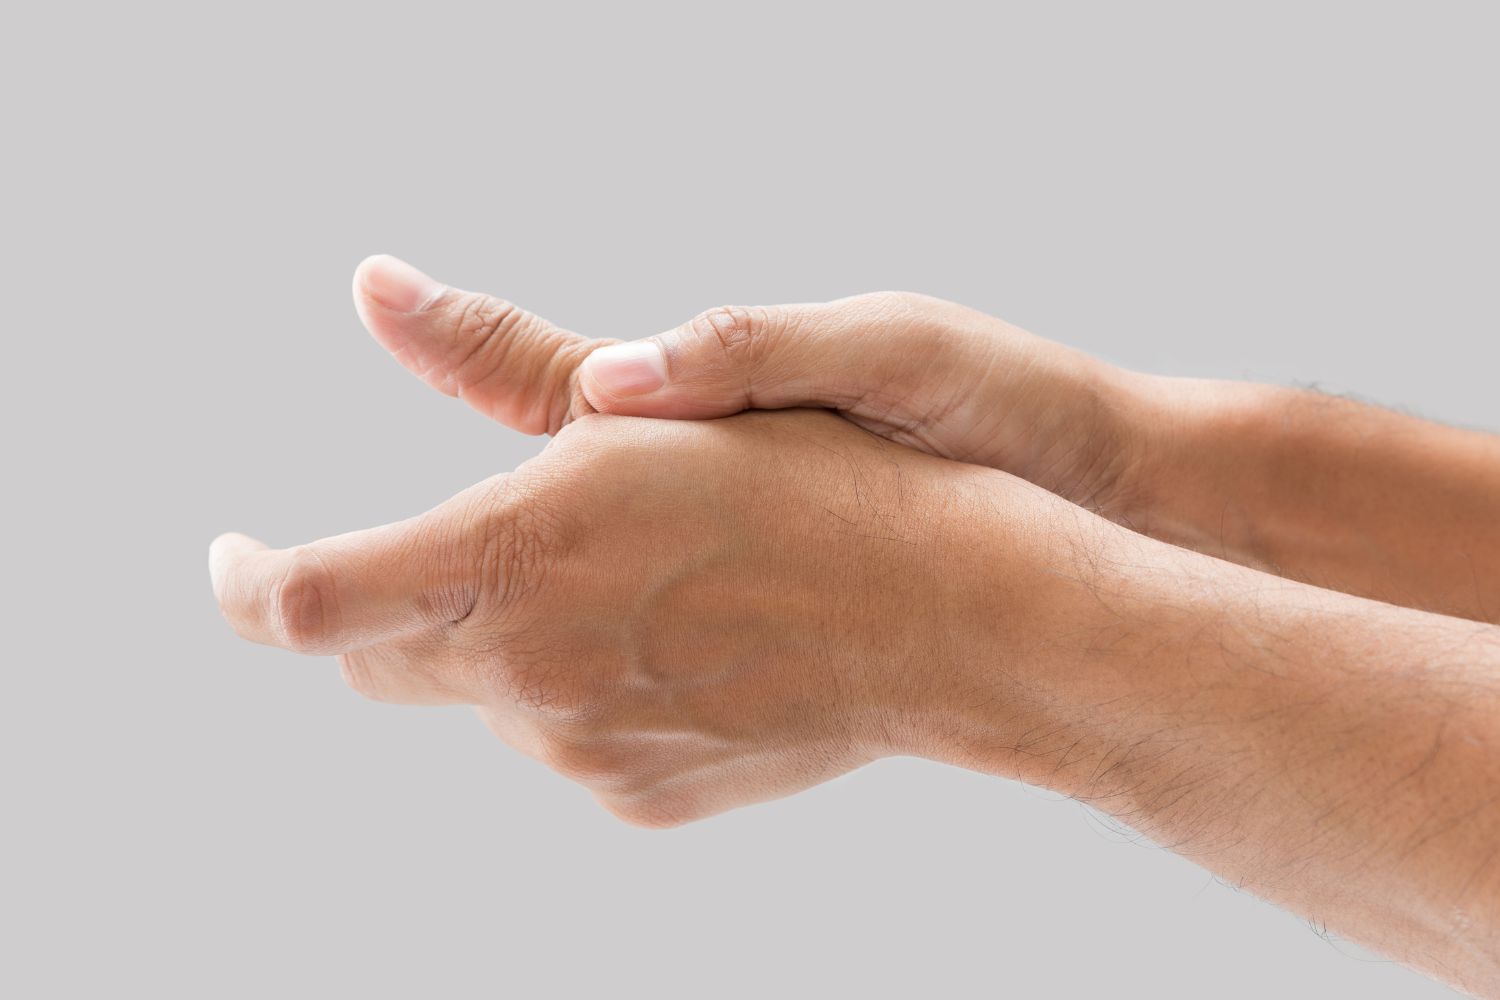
[896,491,1307,810]
[1109,374,1285,563]
[888,475,1184,794]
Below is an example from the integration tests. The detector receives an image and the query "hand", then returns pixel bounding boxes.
[210,408,1075,826]
[353,255,1500,623]
[213,360,1500,991]
[211,255,1500,992]
[352,255,1142,515]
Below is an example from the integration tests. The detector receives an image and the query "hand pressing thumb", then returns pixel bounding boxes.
[578,302,869,420]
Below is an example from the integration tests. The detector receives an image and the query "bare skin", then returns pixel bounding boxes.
[213,256,1500,995]
[350,255,1500,622]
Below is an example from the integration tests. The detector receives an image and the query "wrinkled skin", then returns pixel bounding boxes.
[212,408,1065,827]
[214,257,1500,995]
[350,255,1142,518]
[211,256,1500,993]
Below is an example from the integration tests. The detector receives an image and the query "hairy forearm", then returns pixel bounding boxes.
[1117,376,1500,623]
[930,508,1500,994]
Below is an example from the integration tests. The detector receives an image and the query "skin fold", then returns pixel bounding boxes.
[212,255,1500,995]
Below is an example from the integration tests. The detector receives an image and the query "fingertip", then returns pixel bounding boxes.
[210,531,266,554]
[576,361,627,414]
[351,255,378,309]
[575,351,614,412]
[208,532,266,599]
[353,254,446,315]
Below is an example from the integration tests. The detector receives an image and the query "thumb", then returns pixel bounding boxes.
[577,302,849,420]
[576,293,1003,424]
[353,254,615,435]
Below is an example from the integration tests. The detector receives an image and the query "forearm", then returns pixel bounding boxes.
[930,508,1500,994]
[348,264,1499,618]
[1115,376,1500,623]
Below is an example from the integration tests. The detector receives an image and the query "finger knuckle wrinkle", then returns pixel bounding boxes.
[471,486,559,613]
[447,294,525,393]
[271,547,339,653]
[692,304,763,362]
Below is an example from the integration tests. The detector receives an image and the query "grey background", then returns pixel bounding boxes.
[3,2,1494,996]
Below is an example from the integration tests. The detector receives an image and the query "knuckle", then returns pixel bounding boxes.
[442,475,555,625]
[690,304,775,365]
[270,547,339,653]
[446,294,589,436]
[443,293,528,394]
[470,483,554,614]
[407,514,482,626]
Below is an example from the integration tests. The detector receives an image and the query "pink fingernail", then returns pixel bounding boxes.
[584,342,667,397]
[358,255,445,313]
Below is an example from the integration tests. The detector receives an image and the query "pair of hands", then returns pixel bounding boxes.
[212,255,1152,826]
[214,258,1500,991]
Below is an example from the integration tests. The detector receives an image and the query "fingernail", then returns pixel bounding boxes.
[358,255,445,313]
[583,342,667,397]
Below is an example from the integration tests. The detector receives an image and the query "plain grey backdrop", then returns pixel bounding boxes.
[4,2,1495,996]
